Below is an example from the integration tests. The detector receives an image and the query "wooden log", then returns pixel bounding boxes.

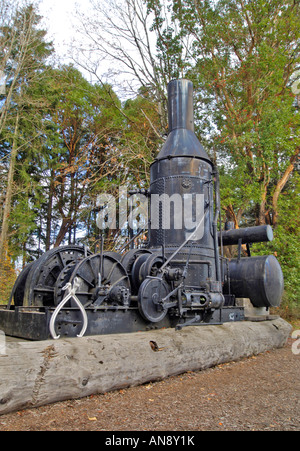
[0,318,292,415]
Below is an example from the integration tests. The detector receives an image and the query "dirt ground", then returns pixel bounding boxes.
[0,335,299,432]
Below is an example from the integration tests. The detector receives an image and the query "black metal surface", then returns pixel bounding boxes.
[8,261,34,307]
[168,78,194,132]
[52,307,175,338]
[60,253,131,307]
[224,255,284,308]
[175,306,245,330]
[155,79,211,163]
[138,277,170,323]
[155,80,211,162]
[219,225,273,246]
[121,249,153,294]
[148,79,223,311]
[22,246,91,307]
[0,306,51,340]
[0,305,244,340]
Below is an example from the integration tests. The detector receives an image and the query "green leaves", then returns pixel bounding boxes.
[175,0,300,217]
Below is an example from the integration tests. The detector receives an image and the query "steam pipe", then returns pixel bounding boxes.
[218,225,273,246]
[213,168,221,282]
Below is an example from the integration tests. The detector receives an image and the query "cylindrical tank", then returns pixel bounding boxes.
[148,79,221,291]
[226,255,284,308]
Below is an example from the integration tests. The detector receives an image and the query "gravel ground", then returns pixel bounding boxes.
[0,336,299,432]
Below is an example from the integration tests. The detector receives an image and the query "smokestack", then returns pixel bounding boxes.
[155,79,211,163]
[168,79,194,132]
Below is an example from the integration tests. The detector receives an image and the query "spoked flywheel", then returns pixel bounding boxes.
[17,246,91,307]
[55,253,131,307]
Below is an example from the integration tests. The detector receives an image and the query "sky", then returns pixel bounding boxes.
[37,0,144,96]
[36,0,156,97]
[38,0,87,61]
[37,0,108,85]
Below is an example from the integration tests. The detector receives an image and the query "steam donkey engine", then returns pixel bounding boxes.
[0,80,284,340]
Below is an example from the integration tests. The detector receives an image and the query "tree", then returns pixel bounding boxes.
[74,0,174,130]
[0,2,53,259]
[252,172,300,317]
[74,0,300,226]
[39,65,129,248]
[172,0,300,226]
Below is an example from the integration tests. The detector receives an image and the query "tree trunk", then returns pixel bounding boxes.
[54,217,73,247]
[0,318,292,415]
[22,241,27,269]
[257,181,269,225]
[272,147,299,226]
[0,112,19,259]
[258,199,266,225]
[45,172,55,251]
[224,204,244,228]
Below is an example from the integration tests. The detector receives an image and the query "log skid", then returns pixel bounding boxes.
[0,318,292,415]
